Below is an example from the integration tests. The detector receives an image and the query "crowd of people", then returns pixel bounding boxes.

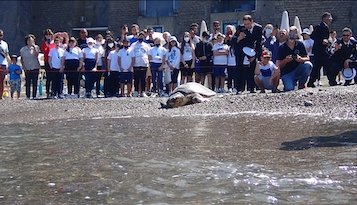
[0,11,356,100]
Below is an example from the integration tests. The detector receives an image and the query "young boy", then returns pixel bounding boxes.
[118,38,134,97]
[8,55,22,99]
[254,50,280,93]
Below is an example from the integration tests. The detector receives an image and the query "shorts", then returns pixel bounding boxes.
[10,79,21,92]
[170,69,180,84]
[213,65,227,77]
[257,75,273,90]
[194,60,200,74]
[120,72,133,84]
[180,59,194,77]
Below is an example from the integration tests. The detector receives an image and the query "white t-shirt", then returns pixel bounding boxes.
[118,48,133,72]
[227,47,236,66]
[107,50,119,71]
[303,38,314,56]
[148,46,167,63]
[259,61,276,77]
[94,44,105,66]
[63,47,83,60]
[0,40,9,65]
[166,46,181,69]
[130,41,151,67]
[48,47,65,69]
[212,43,229,65]
[82,47,99,59]
[180,43,194,61]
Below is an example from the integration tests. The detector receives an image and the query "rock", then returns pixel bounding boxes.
[304,101,313,107]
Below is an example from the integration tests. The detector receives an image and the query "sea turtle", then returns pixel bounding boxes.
[161,82,216,108]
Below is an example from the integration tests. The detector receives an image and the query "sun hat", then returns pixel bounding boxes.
[243,47,256,57]
[86,37,96,44]
[261,50,272,58]
[341,67,357,80]
[302,28,311,35]
[169,36,178,43]
[10,54,18,59]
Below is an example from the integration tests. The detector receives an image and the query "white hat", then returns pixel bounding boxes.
[86,37,96,44]
[341,68,357,80]
[302,28,311,35]
[243,47,256,57]
[169,36,178,43]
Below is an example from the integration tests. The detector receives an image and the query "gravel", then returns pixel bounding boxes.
[1,84,357,124]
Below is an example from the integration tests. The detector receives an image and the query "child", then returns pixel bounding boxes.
[118,38,134,97]
[254,50,280,93]
[8,55,22,99]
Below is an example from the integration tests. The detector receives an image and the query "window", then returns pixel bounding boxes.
[212,0,256,13]
[139,0,179,18]
[150,26,164,33]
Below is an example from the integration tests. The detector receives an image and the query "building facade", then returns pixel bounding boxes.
[2,0,357,54]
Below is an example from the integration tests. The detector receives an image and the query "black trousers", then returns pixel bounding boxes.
[25,69,39,98]
[107,71,120,95]
[133,67,147,92]
[64,59,80,95]
[51,69,63,96]
[236,54,256,91]
[44,62,52,94]
[308,54,329,85]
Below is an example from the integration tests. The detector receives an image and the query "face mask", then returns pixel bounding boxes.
[124,45,129,49]
[138,38,144,42]
[96,41,102,45]
[265,28,272,36]
[155,44,160,47]
[88,44,93,48]
[108,43,114,48]
[202,39,208,43]
[184,37,190,42]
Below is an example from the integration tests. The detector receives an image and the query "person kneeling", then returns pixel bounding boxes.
[254,50,280,93]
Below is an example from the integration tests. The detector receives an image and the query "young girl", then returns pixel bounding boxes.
[148,37,166,96]
[48,36,65,99]
[166,36,181,93]
[212,33,229,93]
[227,45,237,93]
[82,37,99,98]
[118,38,134,97]
[179,31,196,85]
[60,37,83,99]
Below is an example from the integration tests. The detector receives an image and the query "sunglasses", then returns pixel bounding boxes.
[343,34,350,37]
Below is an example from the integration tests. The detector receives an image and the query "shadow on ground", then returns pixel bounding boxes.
[280,130,357,150]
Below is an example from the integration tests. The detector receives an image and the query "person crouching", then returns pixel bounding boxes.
[254,50,280,93]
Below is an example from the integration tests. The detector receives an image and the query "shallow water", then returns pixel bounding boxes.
[1,114,357,204]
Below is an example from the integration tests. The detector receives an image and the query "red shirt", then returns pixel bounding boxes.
[41,42,55,62]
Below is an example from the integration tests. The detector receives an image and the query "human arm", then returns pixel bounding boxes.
[269,65,280,86]
[190,47,196,69]
[254,62,261,75]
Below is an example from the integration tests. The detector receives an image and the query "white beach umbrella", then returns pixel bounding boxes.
[294,16,303,41]
[280,10,290,32]
[200,20,208,39]
[309,25,314,34]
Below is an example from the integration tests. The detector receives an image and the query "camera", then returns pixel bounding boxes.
[292,54,297,60]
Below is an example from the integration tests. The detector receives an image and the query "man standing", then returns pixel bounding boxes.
[277,26,313,91]
[308,12,333,87]
[232,15,263,93]
[0,29,11,99]
[77,28,88,49]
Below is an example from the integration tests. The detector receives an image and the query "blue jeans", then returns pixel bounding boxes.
[150,62,163,93]
[281,62,312,91]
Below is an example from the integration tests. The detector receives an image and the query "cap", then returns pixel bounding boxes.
[86,37,96,44]
[202,31,210,37]
[302,28,311,35]
[10,54,17,59]
[169,36,178,43]
[261,50,272,58]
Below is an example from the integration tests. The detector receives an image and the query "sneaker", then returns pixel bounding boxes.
[160,92,169,97]
[232,88,237,93]
[220,88,227,93]
[58,94,63,99]
[52,96,57,99]
[65,94,72,99]
[151,93,158,98]
[73,94,79,99]
[141,91,148,97]
[228,88,233,93]
[298,85,307,89]
[318,80,323,86]
[214,88,220,93]
[114,93,121,98]
[133,91,139,97]
[33,97,39,100]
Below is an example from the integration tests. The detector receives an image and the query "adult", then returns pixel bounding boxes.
[195,31,213,88]
[308,12,333,87]
[328,27,357,86]
[20,34,41,100]
[41,28,55,98]
[189,23,201,46]
[277,26,313,92]
[128,24,140,45]
[232,15,263,94]
[116,24,129,46]
[0,29,11,99]
[209,21,221,41]
[271,29,288,64]
[77,28,88,49]
[262,24,276,52]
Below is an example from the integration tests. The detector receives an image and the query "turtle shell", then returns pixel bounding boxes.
[170,82,216,97]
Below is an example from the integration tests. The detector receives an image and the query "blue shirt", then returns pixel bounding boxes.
[8,64,22,80]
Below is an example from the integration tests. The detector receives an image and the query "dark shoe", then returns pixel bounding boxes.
[272,88,282,93]
[260,90,265,93]
[307,83,316,88]
[329,81,338,86]
[298,85,307,89]
[249,89,256,93]
[236,90,243,95]
[344,81,351,86]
